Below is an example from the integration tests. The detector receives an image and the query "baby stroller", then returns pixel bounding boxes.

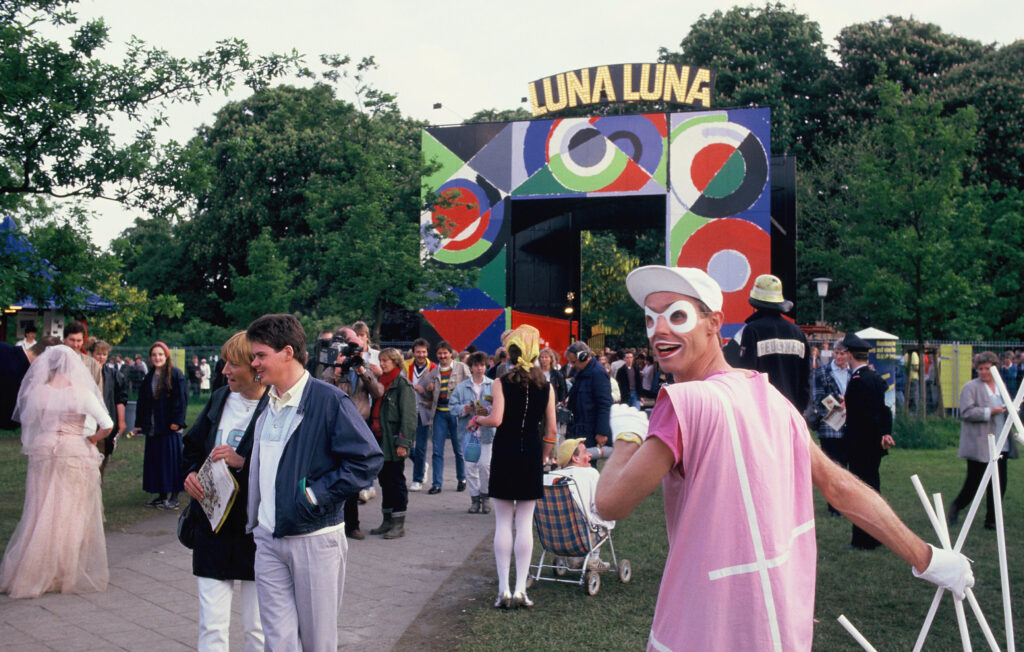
[527,474,631,595]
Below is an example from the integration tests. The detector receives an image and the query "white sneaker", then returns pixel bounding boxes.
[587,557,610,572]
[410,481,423,492]
[358,488,371,503]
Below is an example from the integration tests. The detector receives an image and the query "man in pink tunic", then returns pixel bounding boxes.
[595,266,974,652]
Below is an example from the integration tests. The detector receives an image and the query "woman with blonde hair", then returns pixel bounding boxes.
[367,348,417,539]
[473,325,556,608]
[182,332,268,651]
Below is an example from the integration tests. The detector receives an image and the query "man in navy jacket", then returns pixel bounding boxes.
[245,314,383,651]
[566,341,613,459]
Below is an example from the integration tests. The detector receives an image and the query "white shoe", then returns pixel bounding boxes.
[358,488,374,503]
[410,482,423,492]
[587,557,610,572]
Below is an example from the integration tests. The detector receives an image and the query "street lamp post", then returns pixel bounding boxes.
[564,291,575,344]
[812,277,832,325]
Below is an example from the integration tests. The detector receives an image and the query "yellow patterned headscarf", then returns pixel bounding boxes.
[506,324,540,372]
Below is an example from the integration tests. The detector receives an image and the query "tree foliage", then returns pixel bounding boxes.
[840,82,983,340]
[829,16,995,145]
[580,231,643,347]
[0,0,302,210]
[224,228,296,327]
[3,200,182,343]
[660,3,835,156]
[118,77,474,341]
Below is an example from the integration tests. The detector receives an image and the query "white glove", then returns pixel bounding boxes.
[610,405,649,443]
[912,544,974,600]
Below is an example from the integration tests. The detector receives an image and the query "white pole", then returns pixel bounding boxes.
[988,435,1015,652]
[910,476,998,651]
[989,366,1024,447]
[837,615,879,652]
[912,589,945,652]
[933,493,973,652]
[910,476,950,651]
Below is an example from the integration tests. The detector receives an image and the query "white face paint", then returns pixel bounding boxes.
[645,300,699,339]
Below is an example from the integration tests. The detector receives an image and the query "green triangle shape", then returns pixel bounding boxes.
[422,131,467,200]
[512,165,572,197]
[703,150,746,198]
[477,246,507,305]
[653,135,668,187]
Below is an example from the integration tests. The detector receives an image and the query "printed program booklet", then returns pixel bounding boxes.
[197,458,239,533]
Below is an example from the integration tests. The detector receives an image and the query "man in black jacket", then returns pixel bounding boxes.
[615,349,643,408]
[843,332,895,549]
[728,274,811,412]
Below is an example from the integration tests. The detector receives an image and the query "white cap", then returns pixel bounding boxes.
[625,266,723,312]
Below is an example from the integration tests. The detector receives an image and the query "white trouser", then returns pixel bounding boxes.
[466,442,493,496]
[197,577,264,652]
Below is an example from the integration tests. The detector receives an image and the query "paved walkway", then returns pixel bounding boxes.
[0,449,494,651]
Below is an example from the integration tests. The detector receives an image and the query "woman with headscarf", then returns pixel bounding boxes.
[0,345,113,598]
[133,341,188,509]
[182,332,268,651]
[472,325,556,609]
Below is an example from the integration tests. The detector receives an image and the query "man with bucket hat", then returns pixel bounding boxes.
[727,274,811,412]
[594,265,973,651]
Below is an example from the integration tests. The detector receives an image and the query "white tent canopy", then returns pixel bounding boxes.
[855,327,899,340]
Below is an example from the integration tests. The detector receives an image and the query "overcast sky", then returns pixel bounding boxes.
[60,0,1023,247]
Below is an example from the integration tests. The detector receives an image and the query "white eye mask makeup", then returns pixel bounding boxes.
[645,300,699,338]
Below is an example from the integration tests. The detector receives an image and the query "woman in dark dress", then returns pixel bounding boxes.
[133,341,188,509]
[182,332,268,650]
[473,324,556,609]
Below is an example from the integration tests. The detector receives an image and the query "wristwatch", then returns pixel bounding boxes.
[615,432,643,446]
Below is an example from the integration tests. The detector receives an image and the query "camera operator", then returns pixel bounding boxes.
[352,321,383,377]
[320,326,383,540]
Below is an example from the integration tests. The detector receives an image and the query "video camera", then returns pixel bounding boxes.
[317,334,364,373]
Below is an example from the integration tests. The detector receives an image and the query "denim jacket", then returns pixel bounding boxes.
[449,376,496,445]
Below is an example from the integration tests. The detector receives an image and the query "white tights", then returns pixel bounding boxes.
[492,498,536,595]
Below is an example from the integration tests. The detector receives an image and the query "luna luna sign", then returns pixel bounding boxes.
[527,63,715,117]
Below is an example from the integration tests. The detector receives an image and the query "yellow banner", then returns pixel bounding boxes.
[939,344,973,410]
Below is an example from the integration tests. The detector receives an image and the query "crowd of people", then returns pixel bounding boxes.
[0,263,999,649]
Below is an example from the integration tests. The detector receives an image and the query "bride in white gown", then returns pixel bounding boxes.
[0,345,113,599]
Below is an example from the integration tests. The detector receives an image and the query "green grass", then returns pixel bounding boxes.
[894,414,962,449]
[1,395,210,550]
[455,447,1024,651]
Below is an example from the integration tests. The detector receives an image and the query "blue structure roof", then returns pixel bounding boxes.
[1,215,116,311]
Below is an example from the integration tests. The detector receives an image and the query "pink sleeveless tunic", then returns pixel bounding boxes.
[647,370,816,651]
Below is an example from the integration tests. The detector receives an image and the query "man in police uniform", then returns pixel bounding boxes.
[843,332,895,549]
[727,274,810,412]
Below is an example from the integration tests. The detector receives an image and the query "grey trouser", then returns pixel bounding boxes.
[253,525,347,652]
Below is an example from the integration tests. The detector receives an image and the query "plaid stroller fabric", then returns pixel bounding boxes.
[535,477,599,558]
